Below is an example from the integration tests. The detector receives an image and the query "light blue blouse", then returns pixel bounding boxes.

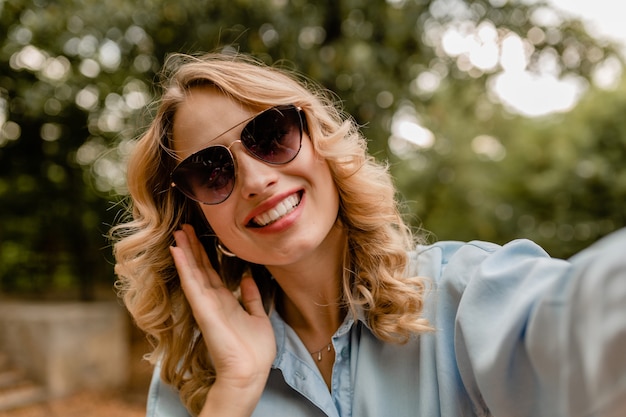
[146,228,626,417]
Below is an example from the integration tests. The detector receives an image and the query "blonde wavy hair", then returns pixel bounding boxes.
[110,52,430,416]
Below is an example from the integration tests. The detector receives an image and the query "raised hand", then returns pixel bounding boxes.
[170,224,275,416]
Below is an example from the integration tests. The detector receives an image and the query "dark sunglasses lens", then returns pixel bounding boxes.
[172,146,235,204]
[241,106,302,164]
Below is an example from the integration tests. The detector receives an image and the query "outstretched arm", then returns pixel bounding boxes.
[446,229,626,417]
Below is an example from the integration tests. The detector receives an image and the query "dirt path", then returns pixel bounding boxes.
[0,390,146,417]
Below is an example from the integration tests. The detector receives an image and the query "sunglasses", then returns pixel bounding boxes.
[170,104,304,205]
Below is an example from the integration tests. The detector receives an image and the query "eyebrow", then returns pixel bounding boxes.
[205,106,267,144]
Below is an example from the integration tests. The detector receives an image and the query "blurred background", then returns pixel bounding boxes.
[0,0,625,414]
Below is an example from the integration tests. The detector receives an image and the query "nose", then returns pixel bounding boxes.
[231,145,279,199]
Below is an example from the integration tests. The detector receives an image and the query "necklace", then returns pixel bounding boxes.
[310,342,332,361]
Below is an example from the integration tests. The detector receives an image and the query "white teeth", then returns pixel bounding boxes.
[254,194,300,226]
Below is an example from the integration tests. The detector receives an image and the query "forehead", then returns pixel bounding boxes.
[171,85,256,156]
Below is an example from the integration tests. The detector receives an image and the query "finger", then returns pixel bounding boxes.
[240,275,267,318]
[170,245,223,331]
[180,224,207,266]
[175,225,223,289]
[172,229,201,278]
[180,224,214,272]
[169,245,203,298]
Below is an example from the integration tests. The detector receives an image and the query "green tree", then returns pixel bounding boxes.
[395,77,626,257]
[0,0,623,297]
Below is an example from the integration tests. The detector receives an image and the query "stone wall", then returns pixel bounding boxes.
[0,301,129,398]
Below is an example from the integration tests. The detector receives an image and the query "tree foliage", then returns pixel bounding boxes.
[1,0,624,298]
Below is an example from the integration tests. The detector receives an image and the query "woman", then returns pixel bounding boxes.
[111,53,626,417]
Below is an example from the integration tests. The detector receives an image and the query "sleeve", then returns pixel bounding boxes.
[146,361,192,417]
[445,229,626,417]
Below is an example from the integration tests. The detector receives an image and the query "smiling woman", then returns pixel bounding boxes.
[109,52,626,417]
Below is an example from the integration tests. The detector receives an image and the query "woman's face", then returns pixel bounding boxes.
[171,85,341,268]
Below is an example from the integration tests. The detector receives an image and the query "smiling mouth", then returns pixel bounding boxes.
[249,192,302,227]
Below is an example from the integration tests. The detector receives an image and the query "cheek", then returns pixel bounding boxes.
[199,205,232,237]
[313,157,337,193]
[311,158,340,213]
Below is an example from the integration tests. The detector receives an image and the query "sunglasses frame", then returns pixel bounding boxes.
[170,104,304,205]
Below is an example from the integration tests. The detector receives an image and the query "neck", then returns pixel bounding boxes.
[269,223,347,391]
[269,224,347,340]
[276,289,345,336]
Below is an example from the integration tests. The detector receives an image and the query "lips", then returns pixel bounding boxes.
[250,192,301,227]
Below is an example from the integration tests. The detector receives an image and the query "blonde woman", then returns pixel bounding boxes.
[111,53,626,417]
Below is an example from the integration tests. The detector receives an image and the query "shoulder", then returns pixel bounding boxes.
[410,238,554,288]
